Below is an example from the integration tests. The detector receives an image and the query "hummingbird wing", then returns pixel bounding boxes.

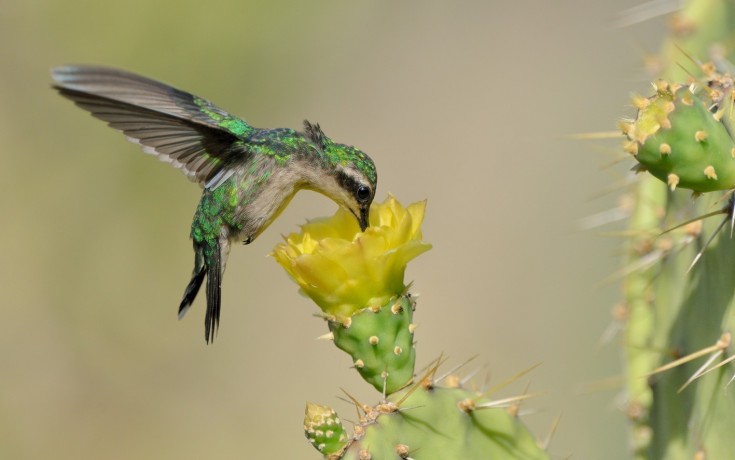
[52,65,254,189]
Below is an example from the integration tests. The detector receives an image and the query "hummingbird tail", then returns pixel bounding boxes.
[177,240,223,344]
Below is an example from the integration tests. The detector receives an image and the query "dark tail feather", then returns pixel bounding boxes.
[178,245,206,320]
[204,241,222,344]
[178,240,222,344]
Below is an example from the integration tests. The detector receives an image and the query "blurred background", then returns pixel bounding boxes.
[1,1,666,458]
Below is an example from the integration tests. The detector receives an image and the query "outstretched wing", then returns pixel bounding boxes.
[52,65,254,189]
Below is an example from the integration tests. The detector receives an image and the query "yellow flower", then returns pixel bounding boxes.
[272,195,431,321]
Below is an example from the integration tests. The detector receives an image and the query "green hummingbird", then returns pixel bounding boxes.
[52,65,377,343]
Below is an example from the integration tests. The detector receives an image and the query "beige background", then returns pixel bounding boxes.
[1,1,665,458]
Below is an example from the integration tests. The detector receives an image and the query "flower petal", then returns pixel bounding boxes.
[272,195,431,318]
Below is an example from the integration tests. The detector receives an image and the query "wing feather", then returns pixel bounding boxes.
[52,65,253,189]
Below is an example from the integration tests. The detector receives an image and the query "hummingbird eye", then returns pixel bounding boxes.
[356,185,371,203]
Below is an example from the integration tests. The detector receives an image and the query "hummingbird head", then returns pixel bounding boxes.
[303,121,377,231]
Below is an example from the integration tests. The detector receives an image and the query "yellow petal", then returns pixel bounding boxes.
[272,195,431,318]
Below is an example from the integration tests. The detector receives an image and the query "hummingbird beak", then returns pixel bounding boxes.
[359,206,370,232]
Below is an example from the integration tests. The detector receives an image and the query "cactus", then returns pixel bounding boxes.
[616,1,735,458]
[331,376,546,460]
[273,195,549,459]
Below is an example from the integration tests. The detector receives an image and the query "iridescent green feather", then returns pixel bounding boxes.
[191,177,241,255]
[193,96,254,138]
[324,142,377,184]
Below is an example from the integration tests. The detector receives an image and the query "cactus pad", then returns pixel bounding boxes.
[309,373,549,460]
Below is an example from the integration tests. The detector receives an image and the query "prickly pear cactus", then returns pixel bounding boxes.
[273,196,549,459]
[616,1,735,458]
[325,373,545,460]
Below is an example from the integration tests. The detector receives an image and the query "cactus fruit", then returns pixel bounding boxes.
[613,0,735,458]
[624,74,735,192]
[327,296,416,394]
[275,196,549,458]
[305,403,350,457]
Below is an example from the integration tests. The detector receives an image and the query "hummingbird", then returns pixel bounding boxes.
[51,65,377,343]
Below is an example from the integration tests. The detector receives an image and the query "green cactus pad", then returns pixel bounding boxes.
[328,296,416,395]
[304,403,349,456]
[330,383,548,460]
[625,80,735,193]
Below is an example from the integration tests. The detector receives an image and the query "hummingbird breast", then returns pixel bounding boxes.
[229,161,303,244]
